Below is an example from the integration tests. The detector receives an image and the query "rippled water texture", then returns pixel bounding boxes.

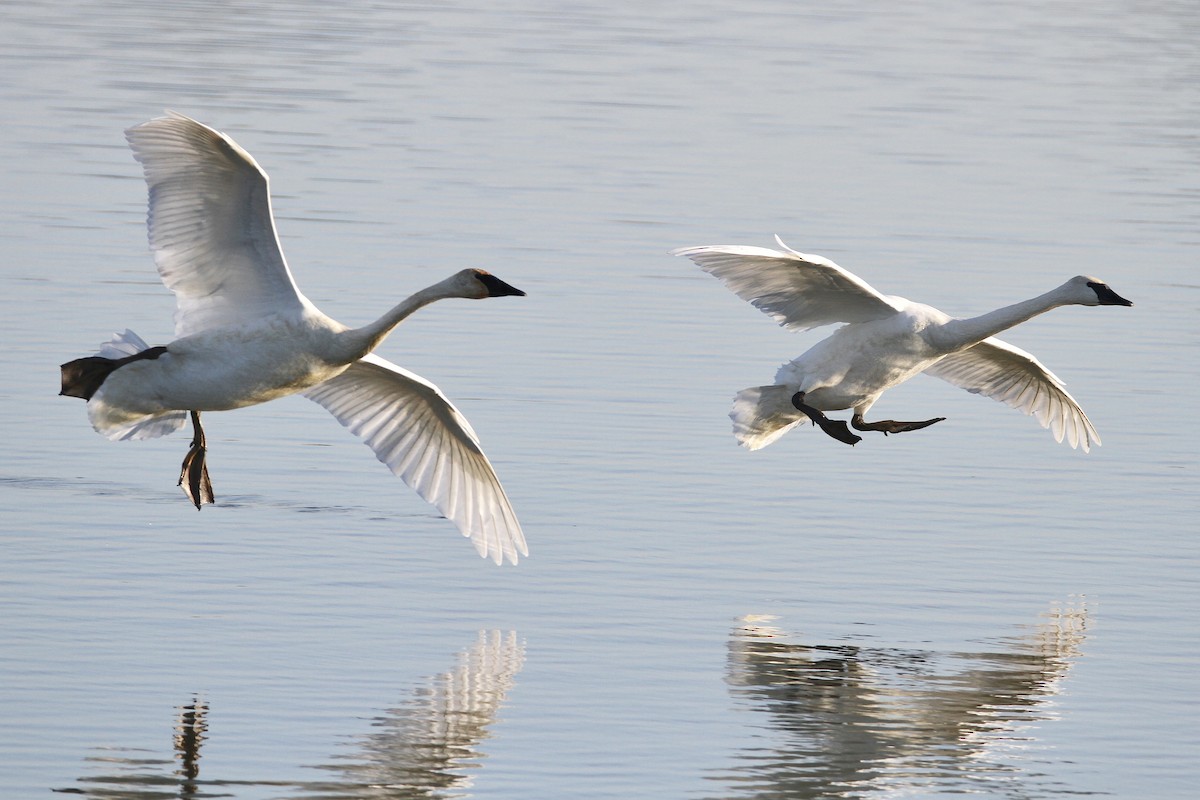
[2,1,1197,798]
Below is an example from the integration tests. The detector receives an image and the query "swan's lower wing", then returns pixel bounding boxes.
[671,236,902,331]
[923,338,1099,452]
[303,354,526,565]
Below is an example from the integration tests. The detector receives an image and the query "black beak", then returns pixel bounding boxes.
[478,273,526,297]
[1088,281,1133,307]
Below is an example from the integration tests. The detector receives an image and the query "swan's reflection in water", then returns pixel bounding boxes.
[709,600,1088,798]
[299,630,524,799]
[56,631,524,799]
[53,697,212,799]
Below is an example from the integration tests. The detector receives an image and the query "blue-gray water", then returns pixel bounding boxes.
[2,1,1197,797]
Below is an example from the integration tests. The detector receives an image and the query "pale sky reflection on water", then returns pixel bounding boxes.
[2,1,1197,798]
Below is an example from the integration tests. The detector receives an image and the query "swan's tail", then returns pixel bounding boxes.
[730,385,808,450]
[60,329,159,400]
[62,330,188,441]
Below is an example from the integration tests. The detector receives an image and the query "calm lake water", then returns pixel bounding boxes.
[2,1,1197,797]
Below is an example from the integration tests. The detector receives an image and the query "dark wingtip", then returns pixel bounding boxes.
[477,271,526,297]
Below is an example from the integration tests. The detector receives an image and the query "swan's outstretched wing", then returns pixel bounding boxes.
[923,338,1100,452]
[672,235,902,331]
[303,354,526,565]
[125,112,309,338]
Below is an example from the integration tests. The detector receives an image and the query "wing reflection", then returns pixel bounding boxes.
[297,629,525,798]
[710,601,1088,798]
[56,631,524,799]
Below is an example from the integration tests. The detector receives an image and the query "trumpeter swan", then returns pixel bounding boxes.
[60,112,528,565]
[673,236,1132,452]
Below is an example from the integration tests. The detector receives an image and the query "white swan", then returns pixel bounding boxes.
[673,236,1132,452]
[60,112,528,565]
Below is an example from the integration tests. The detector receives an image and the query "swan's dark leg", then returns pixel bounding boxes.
[178,410,214,509]
[851,413,946,435]
[791,392,862,446]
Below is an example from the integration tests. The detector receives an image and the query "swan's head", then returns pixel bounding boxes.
[454,268,526,299]
[1071,275,1133,307]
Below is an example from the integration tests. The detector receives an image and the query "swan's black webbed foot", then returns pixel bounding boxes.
[178,410,214,509]
[791,392,862,446]
[851,414,946,435]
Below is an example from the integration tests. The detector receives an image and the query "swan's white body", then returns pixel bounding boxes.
[673,236,1132,452]
[70,112,527,565]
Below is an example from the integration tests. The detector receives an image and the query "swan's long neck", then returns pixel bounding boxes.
[334,281,456,362]
[935,285,1072,351]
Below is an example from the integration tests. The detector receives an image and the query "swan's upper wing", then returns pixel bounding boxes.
[923,338,1100,452]
[303,354,527,565]
[672,235,902,331]
[125,112,309,338]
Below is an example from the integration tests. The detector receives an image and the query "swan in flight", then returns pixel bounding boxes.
[673,236,1132,452]
[60,112,528,565]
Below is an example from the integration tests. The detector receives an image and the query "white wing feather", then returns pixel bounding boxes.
[95,328,152,359]
[924,338,1100,452]
[91,408,189,442]
[125,111,310,337]
[304,354,526,565]
[672,235,902,331]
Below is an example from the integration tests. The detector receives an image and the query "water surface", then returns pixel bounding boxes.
[2,1,1197,798]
